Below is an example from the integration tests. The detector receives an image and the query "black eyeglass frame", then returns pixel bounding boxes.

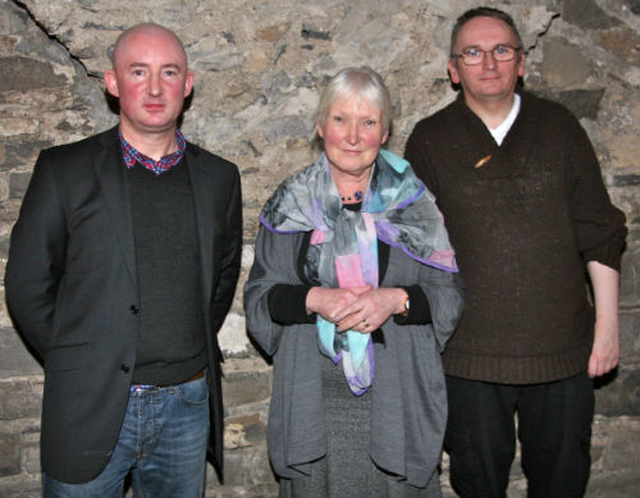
[452,44,523,66]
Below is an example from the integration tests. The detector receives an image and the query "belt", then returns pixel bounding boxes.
[130,369,205,392]
[185,370,205,383]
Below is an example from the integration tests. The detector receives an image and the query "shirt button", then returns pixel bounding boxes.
[120,364,130,373]
[130,305,140,314]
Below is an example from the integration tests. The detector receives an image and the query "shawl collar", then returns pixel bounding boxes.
[454,91,538,181]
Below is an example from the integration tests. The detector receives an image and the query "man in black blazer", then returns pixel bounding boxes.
[5,23,242,497]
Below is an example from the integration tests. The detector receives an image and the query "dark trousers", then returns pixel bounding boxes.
[444,372,594,498]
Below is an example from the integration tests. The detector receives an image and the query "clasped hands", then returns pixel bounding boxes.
[306,285,407,333]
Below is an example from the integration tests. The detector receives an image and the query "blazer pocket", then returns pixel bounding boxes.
[45,343,92,372]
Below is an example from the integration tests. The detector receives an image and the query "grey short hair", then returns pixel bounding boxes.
[450,7,523,60]
[315,66,391,133]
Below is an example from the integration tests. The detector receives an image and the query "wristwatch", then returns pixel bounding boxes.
[402,294,410,316]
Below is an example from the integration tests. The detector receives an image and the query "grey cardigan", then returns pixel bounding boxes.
[244,227,464,487]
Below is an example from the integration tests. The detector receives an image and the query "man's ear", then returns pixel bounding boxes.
[184,71,194,98]
[104,70,119,98]
[517,52,526,78]
[447,59,461,85]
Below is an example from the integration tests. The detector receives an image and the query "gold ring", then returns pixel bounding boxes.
[362,319,368,328]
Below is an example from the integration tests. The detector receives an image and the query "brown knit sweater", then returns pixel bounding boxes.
[405,91,627,384]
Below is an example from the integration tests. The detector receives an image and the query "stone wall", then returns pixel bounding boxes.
[1,0,638,496]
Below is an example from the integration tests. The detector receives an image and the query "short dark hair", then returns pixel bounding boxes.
[450,7,523,58]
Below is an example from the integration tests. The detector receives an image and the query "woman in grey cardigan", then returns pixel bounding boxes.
[244,67,464,498]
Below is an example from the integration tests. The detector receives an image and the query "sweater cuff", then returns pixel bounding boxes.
[267,284,316,325]
[583,238,625,272]
[393,285,432,325]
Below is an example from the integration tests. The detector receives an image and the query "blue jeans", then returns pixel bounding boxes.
[43,373,210,498]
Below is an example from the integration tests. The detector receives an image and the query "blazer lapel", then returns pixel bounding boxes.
[185,144,214,307]
[94,127,138,292]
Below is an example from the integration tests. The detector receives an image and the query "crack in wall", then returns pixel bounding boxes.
[525,11,561,55]
[11,0,102,81]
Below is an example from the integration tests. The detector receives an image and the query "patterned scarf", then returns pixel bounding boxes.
[260,149,457,395]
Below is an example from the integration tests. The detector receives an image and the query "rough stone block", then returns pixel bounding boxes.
[0,236,9,260]
[224,413,267,449]
[562,0,621,30]
[222,370,271,408]
[619,311,640,364]
[22,444,40,475]
[7,171,31,200]
[0,327,43,379]
[588,416,640,497]
[0,431,20,476]
[595,367,640,416]
[0,475,42,498]
[586,471,640,498]
[620,244,640,308]
[613,174,640,187]
[540,89,604,120]
[1,140,50,172]
[261,116,310,145]
[0,117,38,137]
[220,446,274,488]
[597,27,640,64]
[542,38,592,87]
[218,312,250,357]
[0,381,43,420]
[0,56,67,93]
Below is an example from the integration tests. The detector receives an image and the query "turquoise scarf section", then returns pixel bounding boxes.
[259,149,458,395]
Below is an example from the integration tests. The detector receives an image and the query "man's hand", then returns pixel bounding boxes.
[587,261,621,378]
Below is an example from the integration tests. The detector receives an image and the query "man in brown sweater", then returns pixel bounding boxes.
[404,7,627,498]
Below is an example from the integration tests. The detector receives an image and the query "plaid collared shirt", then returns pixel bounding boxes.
[119,128,186,174]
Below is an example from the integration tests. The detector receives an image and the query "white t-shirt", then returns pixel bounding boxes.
[489,93,521,145]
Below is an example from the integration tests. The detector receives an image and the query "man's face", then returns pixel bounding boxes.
[447,16,525,108]
[104,27,193,138]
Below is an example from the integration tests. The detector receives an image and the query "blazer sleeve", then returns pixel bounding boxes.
[210,166,243,335]
[5,150,67,358]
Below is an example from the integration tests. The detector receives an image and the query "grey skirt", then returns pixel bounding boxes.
[278,355,442,498]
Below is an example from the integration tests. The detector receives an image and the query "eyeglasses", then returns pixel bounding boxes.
[453,44,522,66]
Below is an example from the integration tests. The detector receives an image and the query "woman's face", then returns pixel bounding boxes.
[317,95,388,177]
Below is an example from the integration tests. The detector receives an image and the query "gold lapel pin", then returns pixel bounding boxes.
[474,154,492,169]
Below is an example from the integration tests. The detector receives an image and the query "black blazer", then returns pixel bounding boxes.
[4,126,242,483]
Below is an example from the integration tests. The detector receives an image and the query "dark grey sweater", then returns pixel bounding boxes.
[128,160,207,385]
[405,91,627,384]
